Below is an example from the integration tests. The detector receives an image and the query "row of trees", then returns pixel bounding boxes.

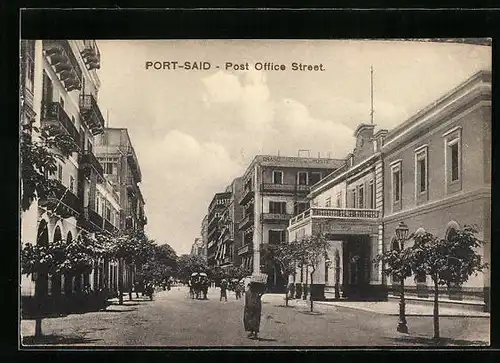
[269,224,486,340]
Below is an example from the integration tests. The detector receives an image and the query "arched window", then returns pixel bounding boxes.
[51,226,63,296]
[445,221,462,300]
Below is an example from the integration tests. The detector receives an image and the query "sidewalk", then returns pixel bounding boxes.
[262,294,490,318]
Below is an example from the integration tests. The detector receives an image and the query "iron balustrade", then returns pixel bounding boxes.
[84,206,104,231]
[79,150,104,179]
[81,40,101,70]
[237,244,252,256]
[289,207,379,227]
[42,102,80,146]
[239,186,254,205]
[79,94,105,135]
[238,214,254,230]
[261,183,311,193]
[40,180,81,218]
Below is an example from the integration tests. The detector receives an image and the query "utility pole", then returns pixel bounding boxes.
[370,65,374,124]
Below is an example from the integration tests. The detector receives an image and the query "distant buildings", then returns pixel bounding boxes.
[190,238,206,260]
[206,192,231,267]
[200,215,208,263]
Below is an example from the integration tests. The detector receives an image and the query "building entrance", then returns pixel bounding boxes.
[342,235,371,300]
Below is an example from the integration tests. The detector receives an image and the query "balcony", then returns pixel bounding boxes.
[81,206,104,231]
[42,102,81,147]
[79,94,105,135]
[80,40,101,70]
[104,219,118,234]
[43,40,82,92]
[289,207,380,228]
[239,186,254,205]
[238,214,254,230]
[79,150,104,180]
[261,183,311,194]
[237,244,252,256]
[261,213,294,223]
[39,180,81,219]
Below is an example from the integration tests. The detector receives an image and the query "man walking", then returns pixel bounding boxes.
[220,279,228,302]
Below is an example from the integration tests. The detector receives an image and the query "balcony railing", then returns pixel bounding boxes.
[239,186,254,205]
[238,214,254,230]
[104,219,118,233]
[83,206,104,231]
[261,213,294,223]
[39,180,81,219]
[261,183,311,193]
[81,40,101,70]
[42,102,81,147]
[79,94,105,135]
[237,244,252,256]
[289,207,380,227]
[43,40,82,92]
[79,150,104,179]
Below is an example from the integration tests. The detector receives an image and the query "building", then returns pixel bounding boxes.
[214,178,244,269]
[20,40,122,308]
[288,70,491,310]
[381,70,491,311]
[190,238,207,261]
[94,128,148,290]
[206,192,231,267]
[288,125,386,301]
[238,155,344,292]
[201,215,208,263]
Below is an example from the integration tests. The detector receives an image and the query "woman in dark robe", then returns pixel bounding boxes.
[243,282,266,339]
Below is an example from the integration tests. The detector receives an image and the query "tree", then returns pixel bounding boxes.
[21,233,97,337]
[267,241,300,307]
[177,255,208,282]
[138,243,178,286]
[408,225,488,340]
[20,121,79,212]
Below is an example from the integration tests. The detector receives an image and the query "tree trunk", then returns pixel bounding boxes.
[118,258,124,305]
[433,277,440,340]
[128,266,133,301]
[310,270,314,312]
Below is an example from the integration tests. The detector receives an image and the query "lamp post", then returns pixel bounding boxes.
[395,221,409,334]
[325,256,332,300]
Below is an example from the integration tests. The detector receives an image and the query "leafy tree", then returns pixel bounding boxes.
[177,255,208,282]
[20,121,79,212]
[408,225,488,340]
[138,243,178,285]
[267,241,300,306]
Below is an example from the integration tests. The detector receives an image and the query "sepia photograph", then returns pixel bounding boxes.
[19,37,491,348]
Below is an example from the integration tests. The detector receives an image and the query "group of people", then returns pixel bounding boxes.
[218,278,245,301]
[188,273,209,300]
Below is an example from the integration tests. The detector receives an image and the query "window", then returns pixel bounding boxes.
[25,56,34,92]
[104,163,113,174]
[352,189,357,208]
[393,170,400,202]
[269,230,286,244]
[57,164,63,182]
[358,185,364,209]
[415,146,429,203]
[105,206,111,221]
[269,201,286,214]
[325,196,332,207]
[272,170,283,184]
[87,139,93,153]
[60,97,65,109]
[336,191,342,208]
[310,172,322,185]
[369,180,375,209]
[297,172,308,185]
[95,196,100,214]
[71,116,76,125]
[444,127,462,193]
[69,175,75,193]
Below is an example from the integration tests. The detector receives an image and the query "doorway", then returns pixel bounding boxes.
[342,235,371,300]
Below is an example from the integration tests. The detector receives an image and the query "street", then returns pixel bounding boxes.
[21,286,489,347]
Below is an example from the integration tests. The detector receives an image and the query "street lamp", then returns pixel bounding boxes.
[395,221,409,334]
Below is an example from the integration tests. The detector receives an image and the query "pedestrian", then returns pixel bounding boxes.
[243,281,266,339]
[220,279,228,302]
[134,281,140,298]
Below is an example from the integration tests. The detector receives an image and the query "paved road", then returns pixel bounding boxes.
[21,286,489,347]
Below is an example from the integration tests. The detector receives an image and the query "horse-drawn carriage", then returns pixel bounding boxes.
[189,272,209,300]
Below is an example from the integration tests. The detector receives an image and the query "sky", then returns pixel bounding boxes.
[95,39,491,256]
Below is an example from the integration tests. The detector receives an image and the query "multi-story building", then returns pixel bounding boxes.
[20,40,121,308]
[94,128,148,290]
[238,155,344,292]
[288,70,491,311]
[381,70,491,311]
[206,192,231,267]
[288,124,386,301]
[190,238,207,261]
[214,178,244,269]
[201,215,208,263]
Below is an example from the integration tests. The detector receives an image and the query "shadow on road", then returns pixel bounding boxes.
[255,337,277,342]
[383,335,489,346]
[298,310,324,316]
[101,308,137,312]
[274,304,295,308]
[22,334,103,345]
